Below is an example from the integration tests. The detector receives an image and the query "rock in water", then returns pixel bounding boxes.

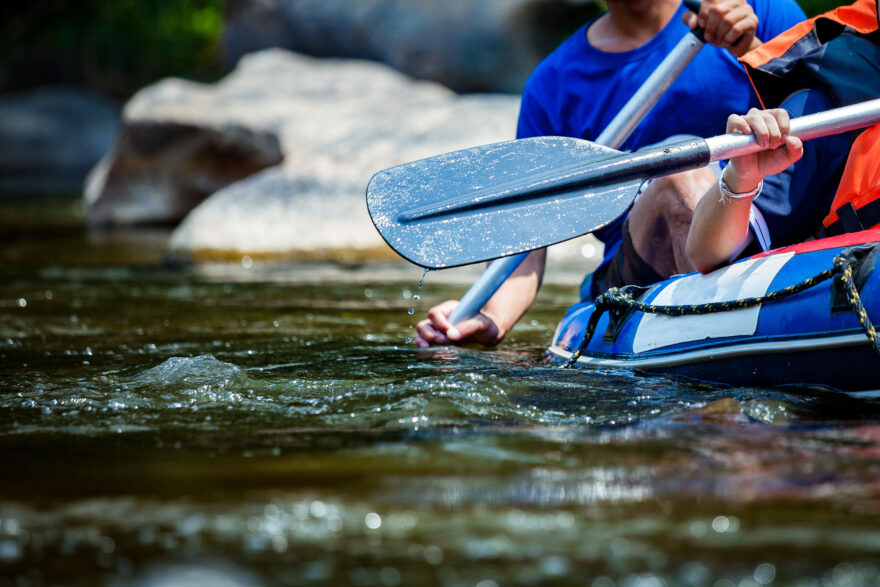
[86,120,282,227]
[168,168,388,258]
[159,50,520,259]
[85,78,283,227]
[0,88,119,194]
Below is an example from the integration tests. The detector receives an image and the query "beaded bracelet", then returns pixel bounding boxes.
[718,174,763,205]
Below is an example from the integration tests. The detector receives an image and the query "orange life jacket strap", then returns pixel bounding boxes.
[822,124,880,236]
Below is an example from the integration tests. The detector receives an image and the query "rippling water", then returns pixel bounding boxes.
[3,197,880,586]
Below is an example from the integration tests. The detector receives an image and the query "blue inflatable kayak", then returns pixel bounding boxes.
[549,229,880,395]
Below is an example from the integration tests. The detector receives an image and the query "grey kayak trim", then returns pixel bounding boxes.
[547,332,871,370]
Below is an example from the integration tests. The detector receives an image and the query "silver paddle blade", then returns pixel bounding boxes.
[366,136,643,268]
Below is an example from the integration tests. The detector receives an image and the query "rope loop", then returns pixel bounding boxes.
[561,246,880,368]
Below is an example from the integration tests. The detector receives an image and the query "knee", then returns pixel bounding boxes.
[641,170,714,226]
[650,175,700,215]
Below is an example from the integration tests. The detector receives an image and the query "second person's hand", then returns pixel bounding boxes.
[682,0,760,56]
[415,300,503,348]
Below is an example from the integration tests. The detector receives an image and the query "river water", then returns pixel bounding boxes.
[3,196,880,586]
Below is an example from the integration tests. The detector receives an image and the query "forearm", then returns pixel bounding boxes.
[482,248,546,337]
[686,102,803,274]
[686,181,754,273]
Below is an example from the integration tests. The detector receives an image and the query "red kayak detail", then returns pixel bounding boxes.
[754,227,880,258]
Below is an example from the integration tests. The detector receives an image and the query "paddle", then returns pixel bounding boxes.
[398,0,707,324]
[367,98,880,268]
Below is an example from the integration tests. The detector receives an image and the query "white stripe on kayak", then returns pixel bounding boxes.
[548,332,871,370]
[852,389,880,398]
[632,253,794,353]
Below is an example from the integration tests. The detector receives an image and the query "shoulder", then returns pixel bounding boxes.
[518,54,564,138]
[521,25,586,113]
[523,25,587,93]
[749,0,807,39]
[518,24,592,139]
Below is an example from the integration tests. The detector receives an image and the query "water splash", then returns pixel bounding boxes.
[6,232,880,586]
[130,355,246,391]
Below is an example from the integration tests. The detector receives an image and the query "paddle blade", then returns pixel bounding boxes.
[366,136,643,268]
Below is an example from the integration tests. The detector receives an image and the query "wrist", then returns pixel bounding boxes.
[718,172,762,205]
[723,163,762,194]
[481,310,507,344]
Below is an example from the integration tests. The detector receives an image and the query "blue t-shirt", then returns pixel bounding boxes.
[751,89,850,250]
[516,0,806,252]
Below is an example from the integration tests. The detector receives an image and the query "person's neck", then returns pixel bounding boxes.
[587,0,681,52]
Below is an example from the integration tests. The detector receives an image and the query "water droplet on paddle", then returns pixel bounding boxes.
[418,268,430,289]
[407,308,414,315]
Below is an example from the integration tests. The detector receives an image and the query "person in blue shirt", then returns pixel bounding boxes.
[417,0,805,348]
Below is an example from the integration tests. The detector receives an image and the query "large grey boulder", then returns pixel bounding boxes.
[85,78,283,227]
[165,50,522,258]
[223,0,601,93]
[0,88,119,194]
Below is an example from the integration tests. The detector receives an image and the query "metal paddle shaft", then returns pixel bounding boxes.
[449,254,529,327]
[369,98,880,270]
[595,0,705,148]
[706,99,880,160]
[444,0,706,324]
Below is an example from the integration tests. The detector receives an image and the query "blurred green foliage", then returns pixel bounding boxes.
[798,0,848,16]
[0,0,223,97]
[591,0,846,15]
[0,0,857,98]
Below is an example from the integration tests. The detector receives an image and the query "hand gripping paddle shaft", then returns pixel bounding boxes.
[435,0,706,324]
[368,99,880,270]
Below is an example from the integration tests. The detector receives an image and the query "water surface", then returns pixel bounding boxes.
[3,197,880,586]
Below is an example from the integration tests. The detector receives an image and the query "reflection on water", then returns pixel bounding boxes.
[3,197,880,585]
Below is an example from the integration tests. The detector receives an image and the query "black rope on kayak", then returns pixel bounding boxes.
[561,247,880,368]
[837,250,880,354]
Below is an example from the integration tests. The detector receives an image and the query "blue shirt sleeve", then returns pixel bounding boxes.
[751,0,806,42]
[517,78,557,139]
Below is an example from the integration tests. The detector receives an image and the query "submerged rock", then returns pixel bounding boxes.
[86,119,282,227]
[85,78,283,227]
[161,50,520,258]
[223,0,602,93]
[0,88,119,194]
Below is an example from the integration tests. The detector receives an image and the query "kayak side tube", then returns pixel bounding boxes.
[548,243,880,393]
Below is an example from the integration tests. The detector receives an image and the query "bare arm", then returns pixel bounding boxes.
[416,248,546,347]
[686,108,804,273]
[686,172,755,274]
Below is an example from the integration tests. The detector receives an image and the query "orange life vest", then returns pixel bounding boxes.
[739,0,880,237]
[740,0,880,110]
[822,124,880,235]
